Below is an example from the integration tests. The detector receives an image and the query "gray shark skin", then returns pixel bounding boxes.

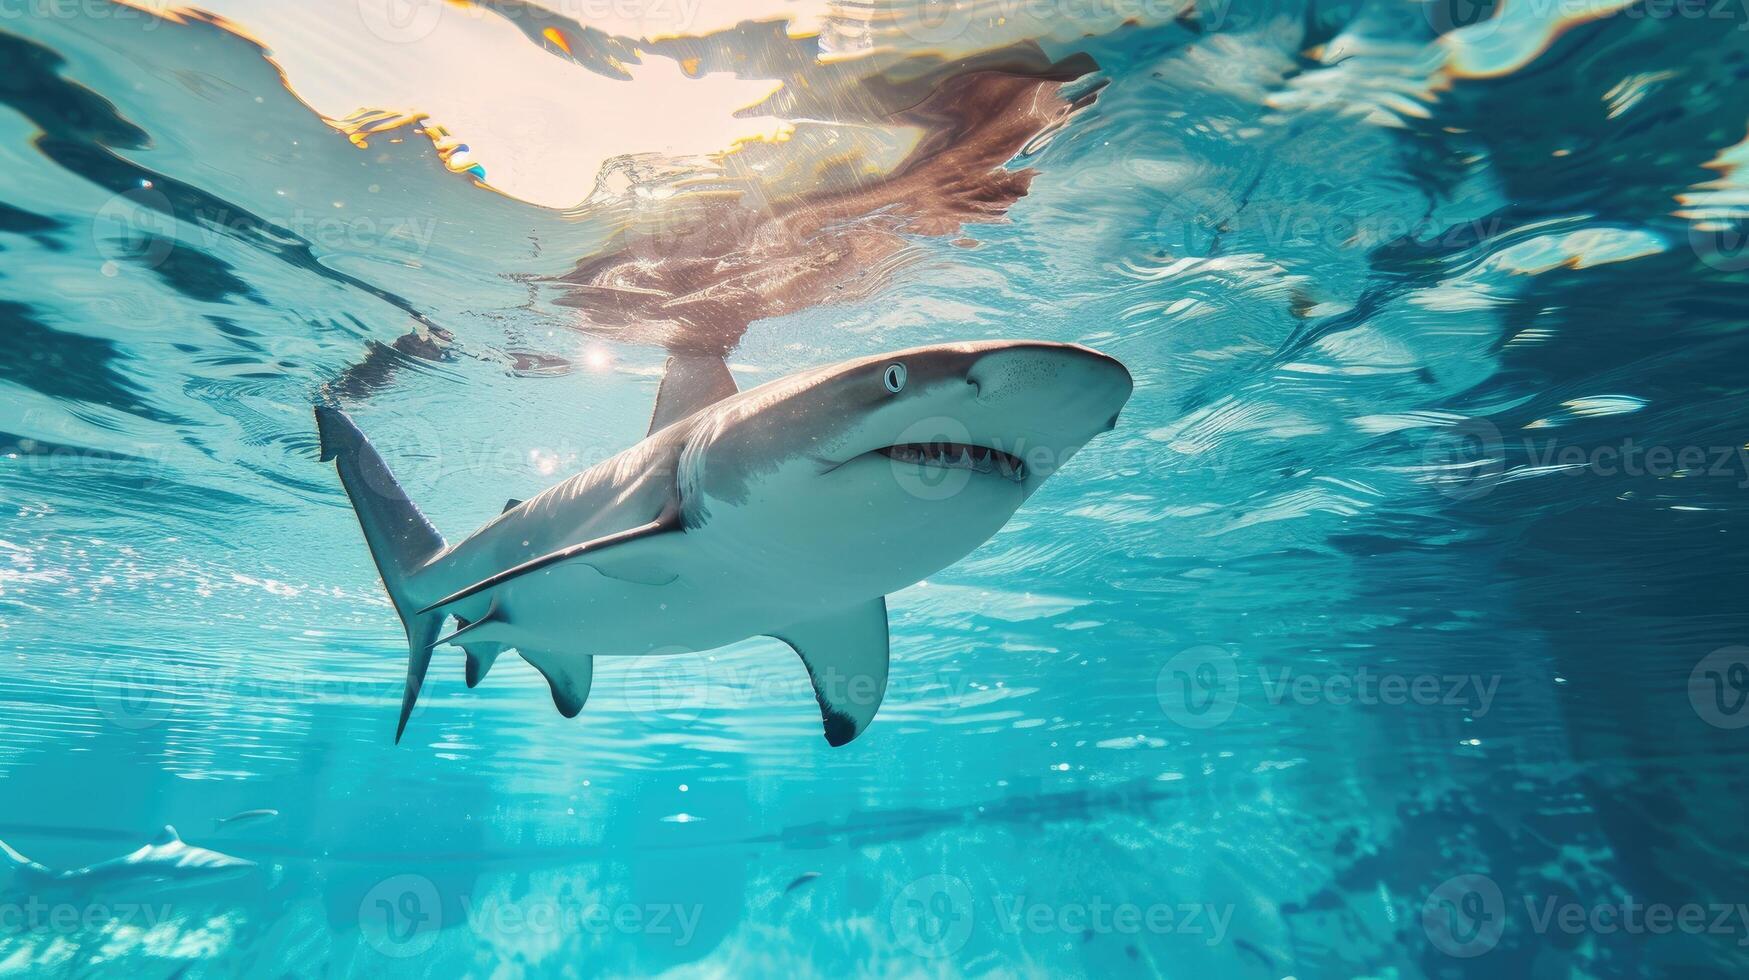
[317,340,1132,745]
[214,808,280,829]
[0,826,256,899]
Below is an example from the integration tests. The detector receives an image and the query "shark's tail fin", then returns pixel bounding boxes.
[316,405,447,743]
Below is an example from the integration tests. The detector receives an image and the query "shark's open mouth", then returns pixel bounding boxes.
[878,442,1025,482]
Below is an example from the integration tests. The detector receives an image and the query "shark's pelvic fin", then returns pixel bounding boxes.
[315,405,449,744]
[502,498,523,514]
[521,650,594,718]
[463,644,508,688]
[771,598,890,747]
[437,598,503,647]
[418,510,679,615]
[443,600,513,687]
[647,353,738,436]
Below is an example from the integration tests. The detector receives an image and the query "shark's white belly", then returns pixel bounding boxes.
[486,569,786,657]
[468,523,857,658]
[449,461,1019,660]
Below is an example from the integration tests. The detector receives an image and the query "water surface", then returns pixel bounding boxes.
[3,1,1749,975]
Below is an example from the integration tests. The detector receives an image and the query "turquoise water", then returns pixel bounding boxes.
[4,2,1749,976]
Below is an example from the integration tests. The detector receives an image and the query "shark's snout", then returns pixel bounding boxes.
[965,342,1133,434]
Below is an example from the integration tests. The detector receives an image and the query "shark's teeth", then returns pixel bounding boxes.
[876,442,1025,482]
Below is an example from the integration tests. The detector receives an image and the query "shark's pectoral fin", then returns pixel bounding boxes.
[418,510,681,614]
[1,837,40,872]
[648,353,738,436]
[521,650,593,718]
[771,598,890,747]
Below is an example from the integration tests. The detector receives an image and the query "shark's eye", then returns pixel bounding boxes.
[883,363,907,393]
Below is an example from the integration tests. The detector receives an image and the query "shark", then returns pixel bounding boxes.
[316,339,1131,745]
[0,826,256,897]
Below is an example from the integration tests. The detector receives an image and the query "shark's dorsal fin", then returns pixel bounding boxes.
[648,354,737,437]
[521,651,594,718]
[418,510,680,614]
[502,498,523,514]
[770,598,890,747]
[155,826,182,846]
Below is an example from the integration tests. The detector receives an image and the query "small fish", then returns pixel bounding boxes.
[784,871,822,894]
[215,808,279,828]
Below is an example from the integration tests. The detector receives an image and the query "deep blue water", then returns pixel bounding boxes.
[3,1,1749,977]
